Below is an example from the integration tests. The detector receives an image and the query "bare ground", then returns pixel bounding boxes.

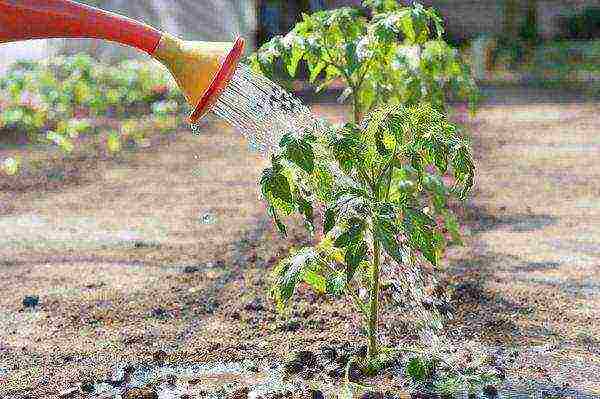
[0,99,599,398]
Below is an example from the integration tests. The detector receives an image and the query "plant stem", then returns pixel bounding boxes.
[367,238,381,361]
[352,96,363,125]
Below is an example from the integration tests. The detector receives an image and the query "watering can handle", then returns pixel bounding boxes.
[0,0,163,55]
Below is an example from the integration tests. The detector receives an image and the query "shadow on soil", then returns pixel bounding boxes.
[464,203,558,234]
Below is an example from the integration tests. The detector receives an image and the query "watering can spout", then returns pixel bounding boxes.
[153,34,246,123]
[0,0,245,123]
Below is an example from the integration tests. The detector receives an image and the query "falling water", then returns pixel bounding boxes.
[192,64,323,155]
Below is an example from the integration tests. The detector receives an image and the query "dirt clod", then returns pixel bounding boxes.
[483,385,498,397]
[283,358,305,374]
[230,386,250,399]
[360,392,384,399]
[153,350,168,365]
[124,387,159,399]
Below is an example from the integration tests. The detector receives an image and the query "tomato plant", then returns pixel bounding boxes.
[251,1,501,395]
[250,0,478,123]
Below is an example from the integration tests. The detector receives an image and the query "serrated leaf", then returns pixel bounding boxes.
[402,208,437,266]
[296,193,314,233]
[326,272,346,296]
[324,207,336,234]
[268,205,287,237]
[345,241,368,282]
[309,61,326,83]
[443,210,462,245]
[334,217,365,248]
[286,46,303,77]
[272,247,318,305]
[406,357,429,382]
[260,166,293,205]
[280,133,315,174]
[302,270,326,294]
[374,205,407,264]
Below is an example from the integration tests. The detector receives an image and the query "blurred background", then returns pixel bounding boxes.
[1,0,599,87]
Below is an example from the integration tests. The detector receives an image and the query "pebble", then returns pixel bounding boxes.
[244,298,264,312]
[153,350,168,365]
[309,389,325,399]
[125,387,159,399]
[22,295,39,308]
[58,387,78,398]
[360,392,384,399]
[183,265,200,273]
[319,345,337,362]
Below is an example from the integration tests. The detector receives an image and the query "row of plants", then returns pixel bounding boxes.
[0,54,186,175]
[250,1,502,397]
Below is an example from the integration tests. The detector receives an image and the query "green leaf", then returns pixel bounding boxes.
[296,193,314,233]
[443,210,462,245]
[324,207,336,234]
[272,247,318,306]
[286,46,304,77]
[326,272,346,296]
[374,204,406,264]
[309,61,326,83]
[406,357,429,382]
[344,42,359,75]
[280,133,315,174]
[345,241,368,282]
[268,205,287,237]
[402,208,437,266]
[260,165,293,204]
[358,80,376,114]
[302,269,327,294]
[330,123,364,172]
[451,142,475,200]
[334,217,365,248]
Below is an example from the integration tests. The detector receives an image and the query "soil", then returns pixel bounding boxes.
[0,97,599,398]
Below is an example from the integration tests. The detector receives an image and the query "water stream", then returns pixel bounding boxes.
[193,64,324,155]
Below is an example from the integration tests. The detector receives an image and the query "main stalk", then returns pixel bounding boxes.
[367,239,381,362]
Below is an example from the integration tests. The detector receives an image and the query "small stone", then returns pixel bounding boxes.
[309,389,324,399]
[244,298,264,312]
[58,387,78,398]
[153,350,168,365]
[164,373,177,386]
[326,364,343,378]
[360,392,384,399]
[281,319,301,332]
[22,295,39,308]
[125,387,159,399]
[183,265,200,273]
[151,307,168,319]
[230,386,249,399]
[320,345,337,361]
[295,350,317,366]
[81,380,95,393]
[483,385,498,398]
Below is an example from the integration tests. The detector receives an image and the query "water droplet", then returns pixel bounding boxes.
[190,123,203,136]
